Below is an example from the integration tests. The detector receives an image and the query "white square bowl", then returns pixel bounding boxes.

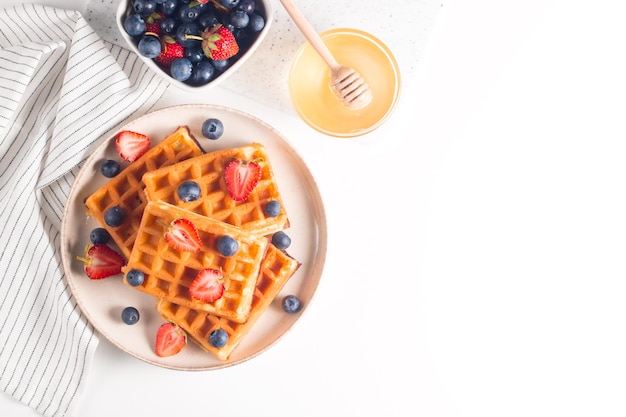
[116,0,273,92]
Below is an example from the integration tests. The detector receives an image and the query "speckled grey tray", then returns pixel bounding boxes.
[85,0,443,111]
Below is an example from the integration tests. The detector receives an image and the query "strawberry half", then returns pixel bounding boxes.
[77,244,126,280]
[115,130,150,162]
[164,218,202,252]
[155,322,187,357]
[155,36,184,67]
[189,269,225,302]
[224,159,261,201]
[201,24,239,60]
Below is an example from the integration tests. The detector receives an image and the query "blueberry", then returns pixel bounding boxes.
[177,4,200,23]
[198,12,219,29]
[218,0,240,8]
[201,118,224,140]
[229,10,249,28]
[160,16,177,34]
[175,22,200,47]
[248,13,265,32]
[237,0,255,14]
[101,159,120,178]
[133,0,157,16]
[263,200,281,217]
[137,34,161,58]
[184,45,205,63]
[212,59,229,72]
[90,227,111,245]
[189,60,215,85]
[154,0,167,4]
[121,306,140,325]
[170,57,193,81]
[104,206,125,227]
[271,231,291,250]
[177,180,201,201]
[281,295,302,313]
[160,0,178,15]
[217,235,238,257]
[123,13,146,36]
[126,269,145,287]
[208,328,228,348]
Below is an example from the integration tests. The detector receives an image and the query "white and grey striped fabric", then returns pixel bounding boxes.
[0,4,169,417]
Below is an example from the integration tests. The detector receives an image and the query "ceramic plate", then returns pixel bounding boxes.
[60,104,327,370]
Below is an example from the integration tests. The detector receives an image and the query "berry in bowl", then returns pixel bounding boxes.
[117,0,273,91]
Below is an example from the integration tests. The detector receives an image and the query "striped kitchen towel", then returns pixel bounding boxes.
[0,4,168,417]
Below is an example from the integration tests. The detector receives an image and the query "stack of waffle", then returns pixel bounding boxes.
[85,126,300,360]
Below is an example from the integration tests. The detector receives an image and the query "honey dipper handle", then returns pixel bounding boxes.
[279,0,340,70]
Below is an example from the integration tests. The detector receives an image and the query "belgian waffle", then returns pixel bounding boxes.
[156,243,301,360]
[122,200,269,323]
[85,126,203,258]
[141,142,289,238]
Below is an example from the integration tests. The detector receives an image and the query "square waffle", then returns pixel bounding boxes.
[141,142,289,238]
[122,201,269,323]
[156,243,301,360]
[85,126,203,258]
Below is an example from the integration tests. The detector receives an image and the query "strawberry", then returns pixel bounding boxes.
[155,322,187,357]
[155,36,184,67]
[164,218,202,252]
[77,244,126,280]
[115,130,150,162]
[224,159,261,201]
[189,269,225,302]
[200,24,239,60]
[145,12,164,35]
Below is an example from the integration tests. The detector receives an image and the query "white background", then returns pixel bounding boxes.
[2,0,626,416]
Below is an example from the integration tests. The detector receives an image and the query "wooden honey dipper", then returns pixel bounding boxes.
[279,0,373,110]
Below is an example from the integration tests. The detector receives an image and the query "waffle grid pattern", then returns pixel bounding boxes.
[142,143,289,237]
[85,126,203,257]
[123,201,269,323]
[157,244,301,360]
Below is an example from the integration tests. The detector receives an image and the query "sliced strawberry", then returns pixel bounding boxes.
[155,322,187,357]
[189,269,225,302]
[224,159,261,201]
[115,130,151,162]
[164,218,202,252]
[77,244,126,280]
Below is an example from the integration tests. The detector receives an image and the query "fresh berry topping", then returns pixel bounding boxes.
[77,244,126,280]
[189,269,225,302]
[224,159,261,201]
[104,206,126,227]
[164,218,203,252]
[123,13,146,36]
[271,231,291,250]
[263,200,281,217]
[155,36,185,67]
[121,306,140,325]
[190,24,239,61]
[115,130,151,162]
[208,328,228,348]
[155,322,187,357]
[101,159,121,177]
[145,11,165,34]
[177,181,201,202]
[137,33,162,58]
[126,269,145,287]
[90,227,111,245]
[216,235,238,257]
[281,295,302,313]
[201,118,224,139]
[133,0,157,16]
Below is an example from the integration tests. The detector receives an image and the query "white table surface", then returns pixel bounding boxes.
[3,0,626,416]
